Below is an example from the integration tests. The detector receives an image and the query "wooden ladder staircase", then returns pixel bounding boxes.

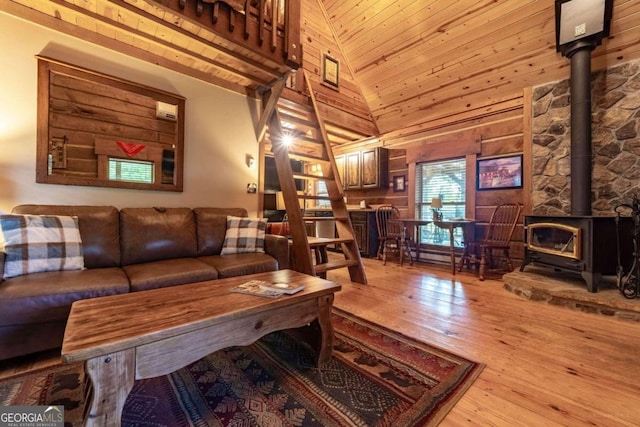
[259,72,367,284]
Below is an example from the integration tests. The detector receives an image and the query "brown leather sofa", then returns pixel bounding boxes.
[0,205,289,361]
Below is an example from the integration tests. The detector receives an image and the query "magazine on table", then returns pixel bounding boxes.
[258,282,305,295]
[230,280,285,298]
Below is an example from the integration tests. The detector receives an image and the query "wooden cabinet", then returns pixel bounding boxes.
[335,148,388,190]
[349,210,379,258]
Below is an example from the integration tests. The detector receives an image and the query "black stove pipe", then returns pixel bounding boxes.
[567,40,596,216]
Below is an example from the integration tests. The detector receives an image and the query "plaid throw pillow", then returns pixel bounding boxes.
[0,214,84,279]
[221,216,267,255]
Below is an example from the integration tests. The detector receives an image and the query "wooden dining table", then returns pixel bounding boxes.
[433,219,477,274]
[393,218,477,274]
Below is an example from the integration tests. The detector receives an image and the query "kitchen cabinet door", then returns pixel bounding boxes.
[345,152,361,189]
[362,148,389,188]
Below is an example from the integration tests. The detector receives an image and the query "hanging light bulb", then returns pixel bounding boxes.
[281,131,294,146]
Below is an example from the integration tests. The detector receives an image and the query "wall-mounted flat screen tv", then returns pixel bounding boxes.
[264,156,305,192]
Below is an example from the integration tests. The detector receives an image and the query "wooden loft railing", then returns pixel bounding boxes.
[166,0,301,69]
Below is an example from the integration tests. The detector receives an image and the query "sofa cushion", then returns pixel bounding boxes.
[12,205,120,269]
[194,207,247,256]
[0,214,84,279]
[123,258,218,292]
[0,322,67,362]
[0,267,129,326]
[120,207,197,265]
[199,253,278,278]
[221,216,267,255]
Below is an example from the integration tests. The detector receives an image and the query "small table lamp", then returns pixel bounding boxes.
[431,198,443,221]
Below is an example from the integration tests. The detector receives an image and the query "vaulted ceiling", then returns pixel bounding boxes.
[3,0,640,142]
[321,0,640,134]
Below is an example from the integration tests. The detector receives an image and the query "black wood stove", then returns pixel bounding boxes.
[521,215,632,292]
[521,4,625,293]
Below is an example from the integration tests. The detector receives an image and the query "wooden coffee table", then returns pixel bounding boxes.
[61,269,341,427]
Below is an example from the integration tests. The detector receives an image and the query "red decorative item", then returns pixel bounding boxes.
[116,141,146,157]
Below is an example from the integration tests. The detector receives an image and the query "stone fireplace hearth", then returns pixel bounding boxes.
[503,268,640,322]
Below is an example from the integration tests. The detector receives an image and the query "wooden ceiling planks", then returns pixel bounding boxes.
[321,0,640,135]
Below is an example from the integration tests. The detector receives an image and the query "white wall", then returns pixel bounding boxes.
[0,12,261,214]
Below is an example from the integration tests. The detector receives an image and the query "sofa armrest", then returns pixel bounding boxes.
[264,234,290,270]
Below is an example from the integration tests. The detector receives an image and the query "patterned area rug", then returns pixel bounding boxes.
[1,309,483,426]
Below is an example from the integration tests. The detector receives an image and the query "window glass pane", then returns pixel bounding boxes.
[415,158,466,247]
[316,181,331,208]
[108,158,154,183]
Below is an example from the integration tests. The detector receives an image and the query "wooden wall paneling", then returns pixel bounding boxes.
[522,87,533,215]
[406,137,481,164]
[465,154,477,220]
[299,0,377,142]
[315,100,377,137]
[388,151,408,178]
[407,162,416,217]
[476,188,523,207]
[481,135,524,157]
[479,116,524,141]
[382,97,524,145]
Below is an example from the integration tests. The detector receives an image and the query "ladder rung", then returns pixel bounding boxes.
[278,97,314,113]
[293,172,332,181]
[302,215,334,221]
[299,195,331,201]
[302,216,345,221]
[287,152,330,163]
[302,216,349,221]
[307,236,354,247]
[297,135,324,144]
[278,113,319,130]
[314,258,360,274]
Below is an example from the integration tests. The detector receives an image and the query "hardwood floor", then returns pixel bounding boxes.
[2,259,639,426]
[327,257,640,426]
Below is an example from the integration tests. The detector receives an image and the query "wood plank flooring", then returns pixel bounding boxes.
[2,258,639,426]
[327,257,640,426]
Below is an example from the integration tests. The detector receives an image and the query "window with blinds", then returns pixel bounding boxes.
[415,158,466,247]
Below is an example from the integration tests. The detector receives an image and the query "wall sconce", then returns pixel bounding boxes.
[245,154,255,169]
[431,197,443,221]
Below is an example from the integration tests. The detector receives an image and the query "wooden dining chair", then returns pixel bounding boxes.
[375,205,413,265]
[477,203,522,280]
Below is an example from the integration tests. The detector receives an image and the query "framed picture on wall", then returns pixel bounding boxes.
[321,53,340,89]
[393,175,406,192]
[477,154,523,191]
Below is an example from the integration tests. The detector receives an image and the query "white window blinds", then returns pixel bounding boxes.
[415,158,466,247]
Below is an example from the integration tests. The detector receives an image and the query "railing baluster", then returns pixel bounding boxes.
[259,0,265,45]
[271,0,278,52]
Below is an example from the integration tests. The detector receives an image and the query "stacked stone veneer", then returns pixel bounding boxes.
[532,59,640,216]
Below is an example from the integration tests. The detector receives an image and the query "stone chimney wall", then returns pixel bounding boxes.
[531,59,640,216]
